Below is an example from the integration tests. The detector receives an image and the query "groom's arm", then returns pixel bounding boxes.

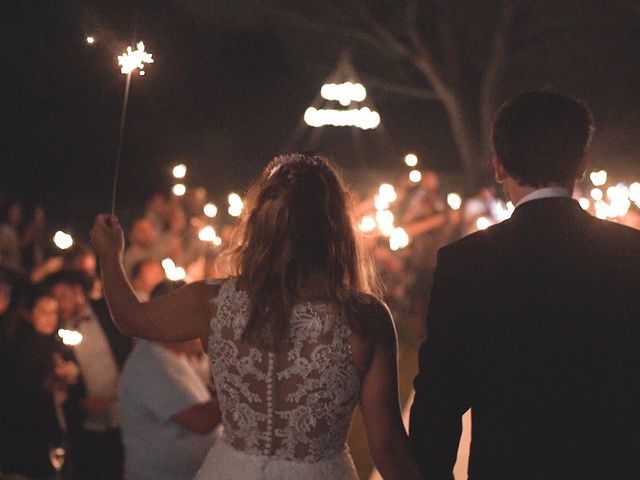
[409,247,471,479]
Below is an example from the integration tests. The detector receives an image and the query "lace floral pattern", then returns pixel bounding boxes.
[207,278,361,462]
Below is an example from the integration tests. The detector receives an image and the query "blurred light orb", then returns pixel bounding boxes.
[404,154,418,167]
[161,258,186,281]
[409,170,422,183]
[172,184,186,196]
[374,194,389,211]
[228,193,242,206]
[629,182,640,202]
[375,210,395,237]
[590,188,603,201]
[476,216,491,231]
[378,184,397,204]
[589,170,607,187]
[447,193,462,210]
[58,329,83,346]
[389,227,410,251]
[172,164,187,179]
[578,198,590,210]
[198,226,216,242]
[594,200,610,220]
[86,36,95,44]
[320,82,367,106]
[358,215,377,233]
[213,236,223,247]
[203,203,218,218]
[53,231,73,250]
[304,107,380,130]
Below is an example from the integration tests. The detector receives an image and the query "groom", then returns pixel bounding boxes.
[409,91,640,479]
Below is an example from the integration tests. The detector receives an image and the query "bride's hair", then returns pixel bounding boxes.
[217,153,380,349]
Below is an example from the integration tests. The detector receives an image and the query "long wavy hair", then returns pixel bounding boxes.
[217,153,380,350]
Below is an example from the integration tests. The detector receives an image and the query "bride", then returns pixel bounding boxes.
[91,154,421,479]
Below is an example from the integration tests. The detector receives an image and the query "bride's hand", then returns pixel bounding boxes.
[90,214,125,260]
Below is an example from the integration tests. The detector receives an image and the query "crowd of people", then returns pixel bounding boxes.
[1,151,639,479]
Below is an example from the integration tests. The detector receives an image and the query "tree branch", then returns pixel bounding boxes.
[404,0,451,97]
[350,1,416,61]
[480,0,523,155]
[256,3,394,55]
[361,75,440,101]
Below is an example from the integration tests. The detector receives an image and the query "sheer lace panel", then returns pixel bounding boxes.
[207,278,361,461]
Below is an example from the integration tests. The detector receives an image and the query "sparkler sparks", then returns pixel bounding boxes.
[117,42,154,75]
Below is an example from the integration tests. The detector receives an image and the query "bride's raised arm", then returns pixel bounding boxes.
[357,298,423,480]
[90,214,216,342]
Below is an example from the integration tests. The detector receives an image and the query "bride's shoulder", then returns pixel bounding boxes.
[345,292,394,339]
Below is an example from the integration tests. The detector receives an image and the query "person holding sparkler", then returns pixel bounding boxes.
[91,154,421,480]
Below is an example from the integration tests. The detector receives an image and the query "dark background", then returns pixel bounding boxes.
[3,0,640,236]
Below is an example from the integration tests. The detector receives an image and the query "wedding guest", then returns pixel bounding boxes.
[91,154,422,480]
[123,218,159,278]
[120,280,221,480]
[0,200,24,273]
[45,270,133,480]
[0,287,79,479]
[129,259,165,302]
[21,205,49,272]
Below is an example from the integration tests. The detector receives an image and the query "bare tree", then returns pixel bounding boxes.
[255,0,525,189]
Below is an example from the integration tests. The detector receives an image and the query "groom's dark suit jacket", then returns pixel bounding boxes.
[410,197,640,479]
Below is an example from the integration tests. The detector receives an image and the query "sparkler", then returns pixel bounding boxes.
[111,42,154,215]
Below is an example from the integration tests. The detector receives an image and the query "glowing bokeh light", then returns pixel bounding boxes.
[389,227,410,251]
[172,184,186,196]
[578,198,590,210]
[358,215,377,233]
[378,184,397,204]
[320,82,367,106]
[203,203,218,218]
[53,231,74,250]
[161,258,186,281]
[304,107,380,130]
[589,170,608,187]
[86,36,95,44]
[476,216,491,231]
[172,164,187,179]
[375,210,395,237]
[198,226,216,242]
[58,329,83,346]
[404,154,418,167]
[409,170,422,183]
[447,193,462,211]
[590,188,603,201]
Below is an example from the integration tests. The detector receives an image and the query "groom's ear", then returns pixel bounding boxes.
[492,155,508,184]
[575,154,589,180]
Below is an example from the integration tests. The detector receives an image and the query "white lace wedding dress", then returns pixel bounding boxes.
[194,278,362,479]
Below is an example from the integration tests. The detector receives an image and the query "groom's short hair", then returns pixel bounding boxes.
[492,90,595,188]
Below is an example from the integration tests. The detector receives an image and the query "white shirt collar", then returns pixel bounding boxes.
[515,187,572,208]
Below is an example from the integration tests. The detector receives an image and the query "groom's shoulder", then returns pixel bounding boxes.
[435,221,508,275]
[440,220,507,257]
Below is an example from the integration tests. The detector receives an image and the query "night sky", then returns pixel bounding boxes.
[4,0,640,236]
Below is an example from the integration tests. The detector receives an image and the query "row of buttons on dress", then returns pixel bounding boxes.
[264,352,275,455]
